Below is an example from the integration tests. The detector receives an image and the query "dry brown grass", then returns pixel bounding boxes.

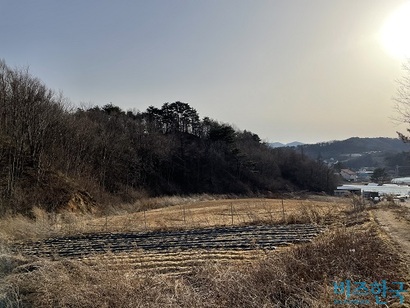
[0,196,406,307]
[0,196,350,241]
[85,197,350,234]
[0,207,95,242]
[1,223,405,307]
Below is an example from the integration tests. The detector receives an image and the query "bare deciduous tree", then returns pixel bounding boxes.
[394,59,410,142]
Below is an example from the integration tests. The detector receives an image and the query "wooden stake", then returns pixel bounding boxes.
[144,209,147,230]
[282,198,285,221]
[231,203,234,225]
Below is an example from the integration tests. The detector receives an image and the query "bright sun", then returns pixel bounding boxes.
[379,2,410,60]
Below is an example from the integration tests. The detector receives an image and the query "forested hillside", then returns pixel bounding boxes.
[300,137,410,169]
[0,60,337,215]
[301,137,409,158]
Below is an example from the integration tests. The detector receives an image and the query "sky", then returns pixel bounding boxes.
[1,0,410,144]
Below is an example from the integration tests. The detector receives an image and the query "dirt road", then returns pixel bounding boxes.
[373,206,410,275]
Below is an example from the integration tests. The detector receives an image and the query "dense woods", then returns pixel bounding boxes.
[0,60,337,215]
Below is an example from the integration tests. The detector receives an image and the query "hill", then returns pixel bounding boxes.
[0,60,337,215]
[300,137,410,170]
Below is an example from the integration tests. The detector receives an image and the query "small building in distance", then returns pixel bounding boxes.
[340,169,357,182]
[334,183,410,199]
[356,169,373,182]
[334,185,362,197]
[391,177,410,184]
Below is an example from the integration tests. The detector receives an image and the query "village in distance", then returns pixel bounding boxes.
[270,136,410,201]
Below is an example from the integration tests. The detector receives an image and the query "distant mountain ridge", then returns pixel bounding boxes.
[301,137,409,157]
[268,141,305,148]
[296,137,410,169]
[269,137,410,170]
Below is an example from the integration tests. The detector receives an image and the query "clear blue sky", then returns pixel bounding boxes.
[1,0,410,144]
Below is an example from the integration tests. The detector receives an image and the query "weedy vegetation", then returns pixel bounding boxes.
[0,197,407,307]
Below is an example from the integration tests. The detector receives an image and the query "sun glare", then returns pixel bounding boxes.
[379,1,410,60]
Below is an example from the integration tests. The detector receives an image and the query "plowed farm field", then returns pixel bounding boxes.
[10,197,349,276]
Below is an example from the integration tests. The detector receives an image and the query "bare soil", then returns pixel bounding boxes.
[373,204,410,282]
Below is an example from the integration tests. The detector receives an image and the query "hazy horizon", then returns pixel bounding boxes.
[2,0,410,144]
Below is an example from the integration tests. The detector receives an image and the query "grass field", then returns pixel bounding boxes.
[0,196,350,241]
[0,196,407,307]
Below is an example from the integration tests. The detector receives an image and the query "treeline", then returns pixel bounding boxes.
[0,60,337,214]
[301,137,409,160]
[300,137,410,170]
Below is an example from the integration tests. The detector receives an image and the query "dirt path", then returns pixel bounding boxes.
[373,207,410,274]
